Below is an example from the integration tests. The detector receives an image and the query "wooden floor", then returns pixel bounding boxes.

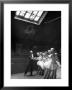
[11,68,61,79]
[11,71,42,79]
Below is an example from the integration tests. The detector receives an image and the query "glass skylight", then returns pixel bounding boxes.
[15,10,47,25]
[15,10,43,21]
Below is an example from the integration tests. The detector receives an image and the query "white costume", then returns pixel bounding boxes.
[36,55,44,69]
[37,61,44,69]
[44,58,52,69]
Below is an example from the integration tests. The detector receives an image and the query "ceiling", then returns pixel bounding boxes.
[11,11,61,50]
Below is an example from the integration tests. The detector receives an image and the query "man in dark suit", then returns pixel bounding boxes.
[24,50,34,76]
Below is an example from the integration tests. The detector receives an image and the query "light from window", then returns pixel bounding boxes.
[15,10,46,25]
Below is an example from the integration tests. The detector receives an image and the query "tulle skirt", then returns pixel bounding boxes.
[43,68,57,79]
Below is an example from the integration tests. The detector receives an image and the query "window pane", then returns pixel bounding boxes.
[34,16,40,21]
[29,11,36,20]
[30,15,35,20]
[19,11,26,16]
[33,11,38,15]
[25,12,31,18]
[37,11,43,16]
[16,11,20,16]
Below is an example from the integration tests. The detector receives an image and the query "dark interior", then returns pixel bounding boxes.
[11,11,61,74]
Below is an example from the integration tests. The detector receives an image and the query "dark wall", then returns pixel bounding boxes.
[11,11,61,51]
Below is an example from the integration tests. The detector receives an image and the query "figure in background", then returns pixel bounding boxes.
[43,48,61,79]
[36,52,44,75]
[24,50,34,76]
[31,52,44,75]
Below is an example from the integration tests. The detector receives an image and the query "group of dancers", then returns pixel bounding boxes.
[24,48,61,79]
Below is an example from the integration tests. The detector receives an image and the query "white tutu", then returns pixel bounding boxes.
[44,58,52,69]
[37,61,44,69]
